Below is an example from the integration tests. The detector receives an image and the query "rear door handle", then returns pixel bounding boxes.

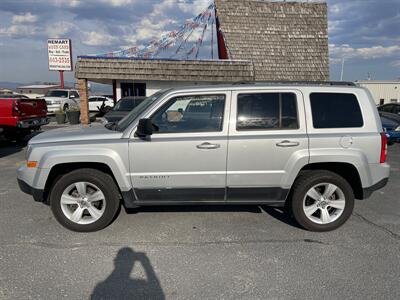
[276,140,300,147]
[196,142,221,150]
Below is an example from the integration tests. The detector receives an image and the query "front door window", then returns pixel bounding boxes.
[151,94,225,133]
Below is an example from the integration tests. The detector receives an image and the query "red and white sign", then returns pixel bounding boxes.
[47,39,73,71]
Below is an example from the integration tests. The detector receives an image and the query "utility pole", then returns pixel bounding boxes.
[340,57,345,81]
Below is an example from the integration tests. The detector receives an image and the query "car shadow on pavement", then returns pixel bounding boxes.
[91,247,165,300]
[0,140,27,158]
[0,131,43,158]
[260,206,302,229]
[125,205,263,214]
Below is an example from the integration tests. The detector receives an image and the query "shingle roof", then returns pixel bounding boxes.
[215,0,329,81]
[75,57,254,82]
[75,0,329,83]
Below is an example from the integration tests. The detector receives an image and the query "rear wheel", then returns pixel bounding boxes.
[290,170,354,232]
[50,169,120,232]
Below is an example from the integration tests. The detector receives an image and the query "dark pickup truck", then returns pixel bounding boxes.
[0,94,49,141]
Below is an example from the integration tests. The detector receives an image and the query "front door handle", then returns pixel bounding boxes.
[196,142,221,150]
[276,140,300,147]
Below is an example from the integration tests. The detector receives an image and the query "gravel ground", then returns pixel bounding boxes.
[0,130,399,300]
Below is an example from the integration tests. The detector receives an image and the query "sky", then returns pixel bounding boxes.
[0,0,399,84]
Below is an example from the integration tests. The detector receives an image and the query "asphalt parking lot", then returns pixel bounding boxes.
[1,128,399,299]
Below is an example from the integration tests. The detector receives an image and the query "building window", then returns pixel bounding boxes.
[236,93,299,131]
[390,99,398,103]
[310,93,363,128]
[121,82,146,97]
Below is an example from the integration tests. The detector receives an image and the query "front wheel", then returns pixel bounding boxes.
[290,170,354,232]
[50,169,120,232]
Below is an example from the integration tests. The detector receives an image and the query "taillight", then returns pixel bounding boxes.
[12,100,21,116]
[380,132,388,163]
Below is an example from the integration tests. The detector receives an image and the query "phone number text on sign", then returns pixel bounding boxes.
[47,39,73,71]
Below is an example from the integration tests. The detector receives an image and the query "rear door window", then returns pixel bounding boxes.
[310,93,363,128]
[236,92,299,130]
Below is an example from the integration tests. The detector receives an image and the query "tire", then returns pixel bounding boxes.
[63,104,69,112]
[290,170,354,232]
[50,169,120,232]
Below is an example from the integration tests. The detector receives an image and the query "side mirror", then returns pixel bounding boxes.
[135,118,153,138]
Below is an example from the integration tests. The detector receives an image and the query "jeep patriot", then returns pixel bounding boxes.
[17,83,390,232]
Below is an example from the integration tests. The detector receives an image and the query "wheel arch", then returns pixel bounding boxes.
[43,162,123,204]
[295,162,363,200]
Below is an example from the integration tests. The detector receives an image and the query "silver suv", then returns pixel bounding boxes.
[17,83,390,232]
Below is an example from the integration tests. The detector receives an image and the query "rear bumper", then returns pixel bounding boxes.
[363,177,389,199]
[17,178,45,202]
[17,117,49,129]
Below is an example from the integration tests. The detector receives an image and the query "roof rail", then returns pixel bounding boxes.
[233,81,356,87]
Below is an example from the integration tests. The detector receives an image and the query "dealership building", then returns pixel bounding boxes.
[357,80,400,105]
[75,0,329,123]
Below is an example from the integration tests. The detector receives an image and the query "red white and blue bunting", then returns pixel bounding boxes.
[93,3,216,60]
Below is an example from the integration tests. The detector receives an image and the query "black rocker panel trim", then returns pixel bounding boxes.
[227,187,289,201]
[135,188,226,202]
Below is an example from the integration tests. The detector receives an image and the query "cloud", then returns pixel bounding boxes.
[82,31,119,46]
[46,21,75,37]
[391,61,400,68]
[104,0,137,7]
[178,0,207,14]
[0,24,38,37]
[330,44,400,64]
[52,0,81,8]
[12,12,38,24]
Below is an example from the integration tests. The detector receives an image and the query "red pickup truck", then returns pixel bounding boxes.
[0,95,49,141]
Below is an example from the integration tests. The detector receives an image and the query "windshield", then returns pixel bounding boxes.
[45,90,68,98]
[116,90,168,132]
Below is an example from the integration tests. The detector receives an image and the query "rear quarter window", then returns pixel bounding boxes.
[310,93,364,128]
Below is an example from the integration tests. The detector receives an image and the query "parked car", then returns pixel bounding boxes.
[44,89,80,113]
[103,96,146,124]
[378,103,400,115]
[88,96,114,112]
[380,115,400,145]
[0,94,48,141]
[17,83,390,232]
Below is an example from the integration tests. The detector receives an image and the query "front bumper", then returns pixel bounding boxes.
[46,104,62,113]
[17,117,49,129]
[17,178,45,202]
[17,163,50,202]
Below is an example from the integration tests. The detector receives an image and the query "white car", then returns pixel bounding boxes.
[44,89,80,113]
[88,96,114,112]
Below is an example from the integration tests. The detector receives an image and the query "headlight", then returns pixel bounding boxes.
[395,126,400,132]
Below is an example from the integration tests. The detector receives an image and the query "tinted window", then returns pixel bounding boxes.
[152,95,225,133]
[114,99,137,111]
[45,90,68,98]
[71,91,80,98]
[380,104,393,113]
[310,93,363,128]
[237,93,298,130]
